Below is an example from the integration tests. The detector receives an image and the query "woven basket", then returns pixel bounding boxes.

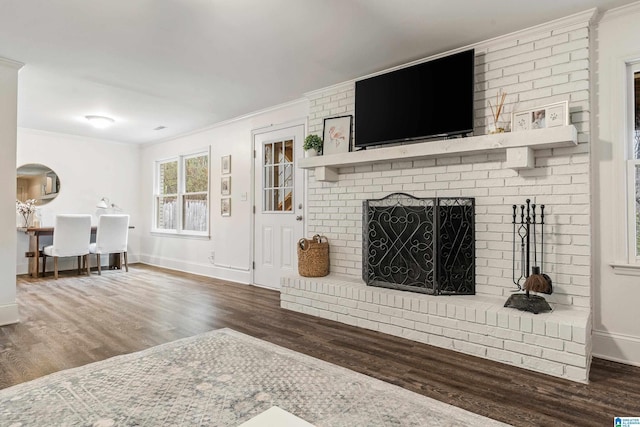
[297,235,329,277]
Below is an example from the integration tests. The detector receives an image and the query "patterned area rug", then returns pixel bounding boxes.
[0,329,509,426]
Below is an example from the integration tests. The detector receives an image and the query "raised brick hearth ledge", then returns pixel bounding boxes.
[281,274,592,383]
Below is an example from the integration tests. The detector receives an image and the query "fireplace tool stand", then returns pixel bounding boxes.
[504,199,553,314]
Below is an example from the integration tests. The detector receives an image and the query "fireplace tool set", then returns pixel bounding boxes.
[504,199,553,314]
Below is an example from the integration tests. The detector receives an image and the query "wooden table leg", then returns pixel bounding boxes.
[109,253,122,270]
[28,232,40,278]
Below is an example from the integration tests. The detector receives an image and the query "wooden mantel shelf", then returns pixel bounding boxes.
[299,125,578,182]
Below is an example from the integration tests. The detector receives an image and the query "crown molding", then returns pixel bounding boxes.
[18,127,133,147]
[474,8,597,52]
[306,8,598,91]
[142,97,308,147]
[599,1,640,23]
[303,81,354,99]
[0,57,24,70]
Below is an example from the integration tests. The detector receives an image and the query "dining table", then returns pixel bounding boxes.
[20,225,133,277]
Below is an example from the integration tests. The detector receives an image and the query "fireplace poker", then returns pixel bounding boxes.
[523,203,552,294]
[525,199,531,278]
[512,204,527,290]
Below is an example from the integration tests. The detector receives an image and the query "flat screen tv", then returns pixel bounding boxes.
[355,49,475,148]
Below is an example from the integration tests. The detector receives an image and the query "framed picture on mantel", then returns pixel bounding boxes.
[323,115,352,156]
[511,101,569,132]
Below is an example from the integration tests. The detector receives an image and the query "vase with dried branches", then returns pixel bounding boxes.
[16,199,37,228]
[488,90,507,134]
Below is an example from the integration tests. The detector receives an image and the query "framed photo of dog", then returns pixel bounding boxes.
[511,101,569,132]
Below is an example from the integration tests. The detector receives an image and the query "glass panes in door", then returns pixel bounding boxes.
[633,72,640,256]
[635,72,640,160]
[263,139,294,212]
[635,164,640,256]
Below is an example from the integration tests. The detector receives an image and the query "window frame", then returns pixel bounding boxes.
[153,148,210,237]
[626,159,640,263]
[626,63,640,265]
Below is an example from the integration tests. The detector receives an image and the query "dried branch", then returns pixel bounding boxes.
[488,90,507,130]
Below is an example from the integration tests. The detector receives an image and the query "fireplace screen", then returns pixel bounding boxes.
[362,193,475,295]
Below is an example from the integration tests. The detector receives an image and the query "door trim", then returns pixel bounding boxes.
[250,118,307,286]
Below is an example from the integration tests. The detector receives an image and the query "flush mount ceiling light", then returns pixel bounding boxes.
[85,115,115,129]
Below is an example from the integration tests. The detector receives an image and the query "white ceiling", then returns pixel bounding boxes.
[0,0,635,144]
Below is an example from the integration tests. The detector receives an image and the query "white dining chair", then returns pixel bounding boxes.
[90,214,130,275]
[42,214,92,279]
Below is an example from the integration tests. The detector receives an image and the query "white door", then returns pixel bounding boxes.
[253,124,305,288]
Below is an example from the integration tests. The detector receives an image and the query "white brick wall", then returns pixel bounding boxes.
[304,19,591,309]
[307,84,355,141]
[291,15,594,382]
[282,274,591,383]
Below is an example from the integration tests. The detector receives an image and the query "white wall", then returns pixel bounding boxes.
[139,101,308,284]
[0,57,22,326]
[592,2,640,366]
[16,129,141,274]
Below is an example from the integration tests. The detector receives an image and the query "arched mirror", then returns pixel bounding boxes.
[16,163,61,205]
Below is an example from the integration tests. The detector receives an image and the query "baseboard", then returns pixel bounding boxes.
[16,260,29,275]
[139,254,250,284]
[592,330,640,367]
[0,303,19,326]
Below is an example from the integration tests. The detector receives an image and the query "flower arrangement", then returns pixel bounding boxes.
[488,90,507,134]
[16,199,37,227]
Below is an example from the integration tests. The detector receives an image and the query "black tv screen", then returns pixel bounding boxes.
[355,49,475,148]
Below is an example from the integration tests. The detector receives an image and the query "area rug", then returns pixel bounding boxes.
[0,328,509,426]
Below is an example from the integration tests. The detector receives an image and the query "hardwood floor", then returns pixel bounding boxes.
[2,264,639,426]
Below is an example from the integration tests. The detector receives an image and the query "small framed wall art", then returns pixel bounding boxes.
[221,198,231,217]
[322,115,352,156]
[221,176,231,196]
[221,155,231,174]
[511,101,569,132]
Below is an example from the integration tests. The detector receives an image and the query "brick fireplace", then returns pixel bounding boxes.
[281,12,594,383]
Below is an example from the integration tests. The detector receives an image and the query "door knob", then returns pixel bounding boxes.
[296,215,303,221]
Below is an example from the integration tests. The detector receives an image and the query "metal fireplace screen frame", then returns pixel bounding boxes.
[362,193,475,295]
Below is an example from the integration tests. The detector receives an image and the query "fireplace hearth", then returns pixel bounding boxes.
[362,193,475,295]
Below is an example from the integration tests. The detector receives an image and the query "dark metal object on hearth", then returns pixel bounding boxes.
[362,193,475,295]
[505,199,553,314]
